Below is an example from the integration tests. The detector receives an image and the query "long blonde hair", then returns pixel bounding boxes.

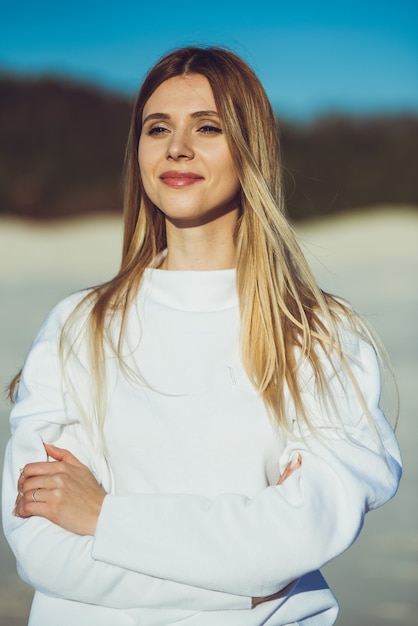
[12,46,387,436]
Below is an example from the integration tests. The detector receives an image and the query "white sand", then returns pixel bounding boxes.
[1,208,417,625]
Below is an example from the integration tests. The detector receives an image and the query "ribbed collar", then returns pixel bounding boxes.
[142,267,239,312]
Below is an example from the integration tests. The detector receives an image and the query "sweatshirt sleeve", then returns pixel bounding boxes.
[91,327,402,598]
[1,296,250,611]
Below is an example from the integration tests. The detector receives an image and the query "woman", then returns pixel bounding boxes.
[3,46,401,625]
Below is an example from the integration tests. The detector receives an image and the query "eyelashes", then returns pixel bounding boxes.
[198,125,222,134]
[146,126,168,136]
[145,124,223,137]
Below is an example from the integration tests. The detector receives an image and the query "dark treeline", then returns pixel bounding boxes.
[281,115,418,219]
[1,74,417,221]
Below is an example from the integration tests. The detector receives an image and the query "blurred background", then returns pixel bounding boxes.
[1,1,417,624]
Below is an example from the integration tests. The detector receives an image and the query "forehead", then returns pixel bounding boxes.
[142,74,217,118]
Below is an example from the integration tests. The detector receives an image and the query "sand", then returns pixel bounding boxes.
[0,208,417,625]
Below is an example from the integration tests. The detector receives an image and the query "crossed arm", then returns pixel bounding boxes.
[14,444,301,537]
[14,442,301,609]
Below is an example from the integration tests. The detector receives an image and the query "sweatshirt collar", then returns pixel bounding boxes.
[142,266,238,312]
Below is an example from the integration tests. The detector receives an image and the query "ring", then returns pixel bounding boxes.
[31,489,39,502]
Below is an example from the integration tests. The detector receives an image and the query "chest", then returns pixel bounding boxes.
[103,302,285,496]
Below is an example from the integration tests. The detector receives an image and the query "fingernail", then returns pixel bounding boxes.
[290,453,302,468]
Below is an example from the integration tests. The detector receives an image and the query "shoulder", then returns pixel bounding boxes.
[332,307,379,380]
[296,302,375,383]
[294,304,385,424]
[14,290,94,400]
[313,298,377,371]
[31,289,94,347]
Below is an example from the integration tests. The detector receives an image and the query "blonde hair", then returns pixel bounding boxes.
[11,46,389,438]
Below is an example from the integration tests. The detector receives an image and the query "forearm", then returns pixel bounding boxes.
[92,436,400,598]
[4,439,250,611]
[4,469,249,610]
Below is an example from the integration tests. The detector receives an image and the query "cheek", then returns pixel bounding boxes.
[140,173,157,206]
[137,157,155,204]
[138,148,154,189]
[216,147,238,180]
[221,157,240,193]
[137,138,156,172]
[137,144,147,176]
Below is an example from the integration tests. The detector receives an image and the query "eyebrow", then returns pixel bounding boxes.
[142,110,219,124]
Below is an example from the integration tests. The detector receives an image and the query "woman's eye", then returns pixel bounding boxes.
[147,126,168,136]
[198,125,222,134]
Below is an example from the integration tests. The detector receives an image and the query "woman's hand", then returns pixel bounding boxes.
[252,453,302,608]
[14,443,106,536]
[277,453,302,485]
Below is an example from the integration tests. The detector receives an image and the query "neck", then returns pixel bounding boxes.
[162,211,238,271]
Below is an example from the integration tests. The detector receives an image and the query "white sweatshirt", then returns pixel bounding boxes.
[2,268,401,626]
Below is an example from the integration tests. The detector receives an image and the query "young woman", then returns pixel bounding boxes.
[3,46,401,625]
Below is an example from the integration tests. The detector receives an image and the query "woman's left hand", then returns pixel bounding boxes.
[14,443,106,536]
[277,453,302,485]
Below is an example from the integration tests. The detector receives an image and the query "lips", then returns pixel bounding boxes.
[160,171,204,188]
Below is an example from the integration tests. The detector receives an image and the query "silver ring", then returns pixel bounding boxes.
[31,488,39,502]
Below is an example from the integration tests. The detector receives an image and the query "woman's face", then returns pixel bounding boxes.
[138,74,240,229]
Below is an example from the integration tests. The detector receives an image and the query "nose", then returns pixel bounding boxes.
[166,129,194,161]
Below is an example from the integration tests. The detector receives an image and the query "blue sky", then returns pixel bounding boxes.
[1,0,417,119]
